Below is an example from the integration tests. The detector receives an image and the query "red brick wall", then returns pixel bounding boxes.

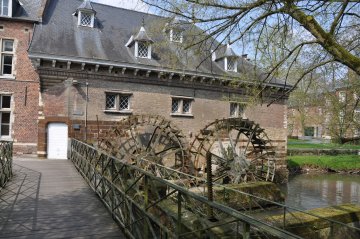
[0,20,39,154]
[41,83,68,117]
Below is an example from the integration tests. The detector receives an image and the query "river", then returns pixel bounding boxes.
[280,173,360,210]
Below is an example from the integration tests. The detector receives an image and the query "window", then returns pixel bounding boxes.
[318,107,323,115]
[170,29,183,43]
[339,110,345,123]
[78,11,94,27]
[226,58,237,72]
[171,97,193,116]
[339,91,346,102]
[137,42,149,58]
[230,102,245,117]
[0,94,11,138]
[0,0,10,17]
[105,93,132,113]
[304,127,314,137]
[0,39,13,76]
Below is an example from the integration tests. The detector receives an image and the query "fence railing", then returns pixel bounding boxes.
[70,139,303,239]
[0,141,13,189]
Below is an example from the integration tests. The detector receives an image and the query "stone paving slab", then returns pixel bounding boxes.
[0,158,126,238]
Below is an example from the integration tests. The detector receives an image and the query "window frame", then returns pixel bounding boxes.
[0,94,11,139]
[78,11,95,28]
[338,91,346,103]
[135,41,151,59]
[225,57,237,72]
[0,0,12,17]
[170,96,193,117]
[170,28,183,43]
[0,38,14,77]
[104,92,132,114]
[229,102,245,118]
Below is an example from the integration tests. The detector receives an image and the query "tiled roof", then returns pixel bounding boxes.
[28,0,288,86]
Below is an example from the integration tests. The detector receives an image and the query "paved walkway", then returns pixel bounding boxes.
[0,157,126,238]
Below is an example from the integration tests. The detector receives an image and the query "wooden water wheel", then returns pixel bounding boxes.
[98,115,192,174]
[190,117,276,183]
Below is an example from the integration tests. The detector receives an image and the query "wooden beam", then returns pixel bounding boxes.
[134,69,139,76]
[169,73,174,80]
[108,66,113,74]
[67,61,71,70]
[95,65,99,72]
[81,63,86,71]
[52,60,56,68]
[122,68,126,74]
[146,70,151,77]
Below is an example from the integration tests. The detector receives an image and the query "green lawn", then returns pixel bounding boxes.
[287,139,360,150]
[288,155,360,170]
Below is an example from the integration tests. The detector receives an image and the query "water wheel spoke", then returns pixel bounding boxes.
[145,126,161,151]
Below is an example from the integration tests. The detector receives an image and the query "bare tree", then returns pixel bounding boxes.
[142,0,360,90]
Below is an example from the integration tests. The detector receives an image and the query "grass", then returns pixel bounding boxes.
[287,139,360,150]
[288,155,360,170]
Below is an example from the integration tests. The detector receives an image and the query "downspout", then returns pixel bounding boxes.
[85,81,88,142]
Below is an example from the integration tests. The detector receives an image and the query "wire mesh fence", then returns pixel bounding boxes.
[0,141,13,189]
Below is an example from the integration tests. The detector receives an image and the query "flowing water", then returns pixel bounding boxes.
[280,173,360,210]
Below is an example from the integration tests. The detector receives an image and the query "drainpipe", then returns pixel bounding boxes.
[85,81,89,142]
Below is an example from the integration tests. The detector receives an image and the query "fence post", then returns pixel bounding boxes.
[144,175,149,239]
[206,152,215,221]
[176,192,182,238]
[242,222,250,239]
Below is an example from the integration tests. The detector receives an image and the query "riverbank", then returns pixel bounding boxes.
[287,155,360,174]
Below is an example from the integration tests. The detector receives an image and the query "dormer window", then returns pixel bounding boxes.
[75,0,96,28]
[170,29,183,43]
[0,0,11,17]
[225,57,237,72]
[223,43,238,72]
[79,11,94,27]
[127,26,154,59]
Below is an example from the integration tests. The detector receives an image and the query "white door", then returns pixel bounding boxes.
[47,123,68,159]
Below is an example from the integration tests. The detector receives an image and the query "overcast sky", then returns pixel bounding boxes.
[92,0,149,12]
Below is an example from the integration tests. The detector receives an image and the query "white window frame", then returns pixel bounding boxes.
[171,96,193,117]
[78,11,95,27]
[104,92,132,114]
[0,0,12,17]
[135,41,151,59]
[225,57,237,72]
[339,91,346,103]
[230,102,245,118]
[0,94,11,139]
[170,28,183,43]
[0,38,14,77]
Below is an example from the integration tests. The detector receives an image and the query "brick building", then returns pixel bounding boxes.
[0,0,46,154]
[27,0,291,176]
[288,74,360,140]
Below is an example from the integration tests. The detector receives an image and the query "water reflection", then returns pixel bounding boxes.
[280,174,360,210]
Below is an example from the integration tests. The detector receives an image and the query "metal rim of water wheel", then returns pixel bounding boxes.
[190,117,276,183]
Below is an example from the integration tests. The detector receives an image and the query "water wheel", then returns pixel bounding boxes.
[190,117,276,183]
[98,115,191,174]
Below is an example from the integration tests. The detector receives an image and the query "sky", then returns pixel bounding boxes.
[92,0,149,12]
